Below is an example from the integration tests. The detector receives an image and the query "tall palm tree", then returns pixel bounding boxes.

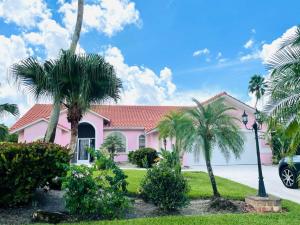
[45,0,84,142]
[102,135,124,160]
[248,74,267,109]
[12,50,122,155]
[55,50,122,155]
[265,26,300,155]
[186,98,244,198]
[157,111,194,163]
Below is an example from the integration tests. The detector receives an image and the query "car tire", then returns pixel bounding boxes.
[280,167,298,189]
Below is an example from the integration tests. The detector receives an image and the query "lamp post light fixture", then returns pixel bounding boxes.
[242,109,268,197]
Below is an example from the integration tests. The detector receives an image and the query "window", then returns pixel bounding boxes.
[108,132,126,152]
[139,134,146,149]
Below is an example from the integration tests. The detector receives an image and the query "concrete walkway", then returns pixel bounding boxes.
[192,165,300,204]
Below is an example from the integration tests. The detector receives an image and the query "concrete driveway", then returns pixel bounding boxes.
[192,165,300,204]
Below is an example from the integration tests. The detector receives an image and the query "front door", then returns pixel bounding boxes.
[77,138,91,164]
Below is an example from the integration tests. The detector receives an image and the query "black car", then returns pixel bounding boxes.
[279,155,300,189]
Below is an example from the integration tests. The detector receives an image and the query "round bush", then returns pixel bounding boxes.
[128,148,159,168]
[139,164,189,211]
[0,142,70,206]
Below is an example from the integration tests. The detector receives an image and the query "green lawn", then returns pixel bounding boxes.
[61,169,300,225]
[125,170,256,200]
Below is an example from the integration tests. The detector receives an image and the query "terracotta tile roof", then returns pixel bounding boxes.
[92,105,185,131]
[10,92,235,133]
[10,104,53,132]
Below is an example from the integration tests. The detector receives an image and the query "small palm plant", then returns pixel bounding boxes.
[186,98,244,198]
[102,135,124,160]
[157,111,194,164]
[248,74,267,109]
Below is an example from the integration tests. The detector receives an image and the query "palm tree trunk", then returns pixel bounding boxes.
[254,97,258,109]
[44,0,84,143]
[44,101,60,143]
[69,119,79,161]
[69,0,84,53]
[204,140,220,198]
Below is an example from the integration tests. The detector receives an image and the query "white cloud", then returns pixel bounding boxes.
[104,46,176,105]
[0,35,30,97]
[239,50,261,62]
[216,52,222,59]
[251,28,256,34]
[0,0,50,28]
[193,48,210,57]
[59,0,141,37]
[260,26,297,63]
[244,39,254,49]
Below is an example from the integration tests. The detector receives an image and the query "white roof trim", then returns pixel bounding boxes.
[10,118,70,134]
[146,128,158,135]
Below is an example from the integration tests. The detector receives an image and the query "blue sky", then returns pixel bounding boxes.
[0,0,299,125]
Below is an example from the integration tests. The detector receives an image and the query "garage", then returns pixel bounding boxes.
[185,130,272,166]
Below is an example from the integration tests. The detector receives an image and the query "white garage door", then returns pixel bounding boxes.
[186,130,261,166]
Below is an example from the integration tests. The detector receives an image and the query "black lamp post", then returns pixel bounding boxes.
[242,109,268,197]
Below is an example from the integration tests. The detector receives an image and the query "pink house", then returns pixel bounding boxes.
[10,92,273,166]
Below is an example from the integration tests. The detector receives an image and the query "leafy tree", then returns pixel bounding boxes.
[248,74,267,109]
[186,98,244,198]
[0,124,18,142]
[157,111,194,164]
[102,135,124,160]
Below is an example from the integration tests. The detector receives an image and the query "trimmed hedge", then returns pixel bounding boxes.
[0,142,70,206]
[128,148,159,168]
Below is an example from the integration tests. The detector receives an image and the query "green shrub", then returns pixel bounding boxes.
[0,142,70,206]
[63,150,130,219]
[139,163,189,211]
[128,148,159,168]
[62,165,99,216]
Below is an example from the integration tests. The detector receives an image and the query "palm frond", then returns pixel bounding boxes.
[0,103,19,117]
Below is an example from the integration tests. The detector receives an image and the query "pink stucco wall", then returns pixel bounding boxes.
[16,99,273,166]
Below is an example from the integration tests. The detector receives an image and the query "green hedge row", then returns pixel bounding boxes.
[0,142,70,206]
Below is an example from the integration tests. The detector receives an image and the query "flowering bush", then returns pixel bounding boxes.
[63,150,130,219]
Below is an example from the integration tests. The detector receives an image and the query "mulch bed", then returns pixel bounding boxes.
[0,190,255,225]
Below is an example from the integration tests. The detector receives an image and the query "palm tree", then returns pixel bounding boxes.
[12,50,122,155]
[56,50,122,155]
[186,98,244,198]
[248,74,267,109]
[157,111,194,164]
[0,103,19,117]
[102,135,124,160]
[264,26,300,155]
[11,56,63,143]
[0,103,19,142]
[45,0,84,142]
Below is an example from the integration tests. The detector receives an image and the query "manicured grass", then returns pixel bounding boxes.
[125,169,256,200]
[60,169,300,225]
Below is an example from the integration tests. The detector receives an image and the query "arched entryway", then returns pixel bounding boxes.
[77,122,95,164]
